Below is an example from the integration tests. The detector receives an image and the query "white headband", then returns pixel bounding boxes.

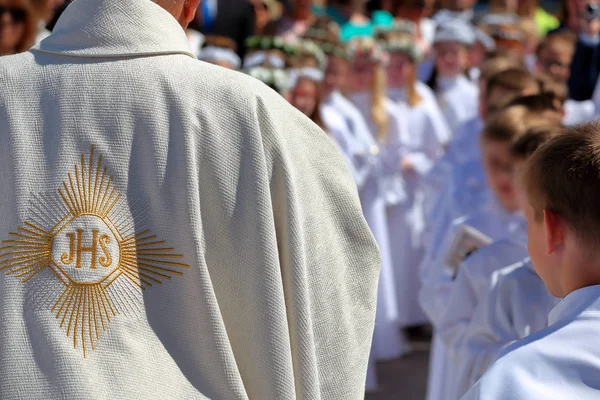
[243,51,286,69]
[289,67,325,89]
[199,46,242,69]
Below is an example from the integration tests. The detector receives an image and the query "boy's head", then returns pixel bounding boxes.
[486,68,540,100]
[507,92,565,125]
[480,105,546,212]
[536,73,568,114]
[524,122,600,297]
[510,124,564,213]
[535,32,575,84]
[482,67,539,119]
[477,57,526,117]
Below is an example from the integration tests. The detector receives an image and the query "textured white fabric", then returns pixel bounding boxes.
[347,92,411,388]
[387,86,450,327]
[435,75,479,136]
[454,260,558,398]
[420,202,518,400]
[420,200,518,326]
[437,219,529,358]
[463,285,600,400]
[0,0,381,398]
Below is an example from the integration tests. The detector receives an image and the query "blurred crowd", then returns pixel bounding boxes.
[3,0,600,398]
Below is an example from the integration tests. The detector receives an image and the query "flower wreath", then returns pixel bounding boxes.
[347,37,389,65]
[298,39,328,71]
[245,67,291,93]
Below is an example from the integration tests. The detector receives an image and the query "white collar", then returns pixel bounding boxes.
[32,0,195,59]
[549,284,600,326]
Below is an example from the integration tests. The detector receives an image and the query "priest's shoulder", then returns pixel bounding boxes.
[0,52,35,85]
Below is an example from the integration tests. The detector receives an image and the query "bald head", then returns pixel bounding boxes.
[154,0,201,28]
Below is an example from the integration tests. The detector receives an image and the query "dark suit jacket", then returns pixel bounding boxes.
[568,37,600,101]
[199,0,256,58]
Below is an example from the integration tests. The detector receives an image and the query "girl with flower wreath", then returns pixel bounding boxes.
[305,27,379,193]
[289,42,327,131]
[346,35,412,391]
[375,22,452,331]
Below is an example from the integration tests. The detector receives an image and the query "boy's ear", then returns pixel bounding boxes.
[544,209,565,254]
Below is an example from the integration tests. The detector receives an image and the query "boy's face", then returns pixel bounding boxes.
[434,42,469,78]
[481,138,519,212]
[536,46,572,84]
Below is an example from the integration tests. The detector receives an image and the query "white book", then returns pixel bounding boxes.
[444,224,493,277]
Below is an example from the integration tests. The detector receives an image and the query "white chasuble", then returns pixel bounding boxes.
[0,0,381,398]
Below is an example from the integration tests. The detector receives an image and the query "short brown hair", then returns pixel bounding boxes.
[480,57,526,83]
[536,31,576,58]
[482,104,548,142]
[525,121,600,246]
[486,68,540,97]
[536,73,568,105]
[510,124,564,159]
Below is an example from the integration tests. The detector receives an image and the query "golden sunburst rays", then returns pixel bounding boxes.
[0,222,53,283]
[57,145,120,219]
[51,283,116,358]
[117,230,189,290]
[0,145,190,358]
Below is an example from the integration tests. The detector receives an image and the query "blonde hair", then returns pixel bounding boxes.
[405,63,422,108]
[372,65,389,143]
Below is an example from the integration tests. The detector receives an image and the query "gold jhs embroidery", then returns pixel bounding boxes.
[0,146,189,357]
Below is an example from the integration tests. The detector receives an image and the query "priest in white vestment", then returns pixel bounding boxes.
[0,0,381,398]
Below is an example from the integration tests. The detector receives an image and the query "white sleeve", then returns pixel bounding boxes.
[426,100,452,146]
[437,259,480,356]
[404,152,436,176]
[419,221,460,326]
[455,272,517,398]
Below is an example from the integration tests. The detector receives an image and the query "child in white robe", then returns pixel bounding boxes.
[456,258,558,398]
[420,105,551,400]
[430,19,479,135]
[346,36,411,390]
[422,67,541,278]
[464,121,600,400]
[375,21,452,328]
[314,29,380,190]
[420,64,538,256]
[442,124,564,399]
